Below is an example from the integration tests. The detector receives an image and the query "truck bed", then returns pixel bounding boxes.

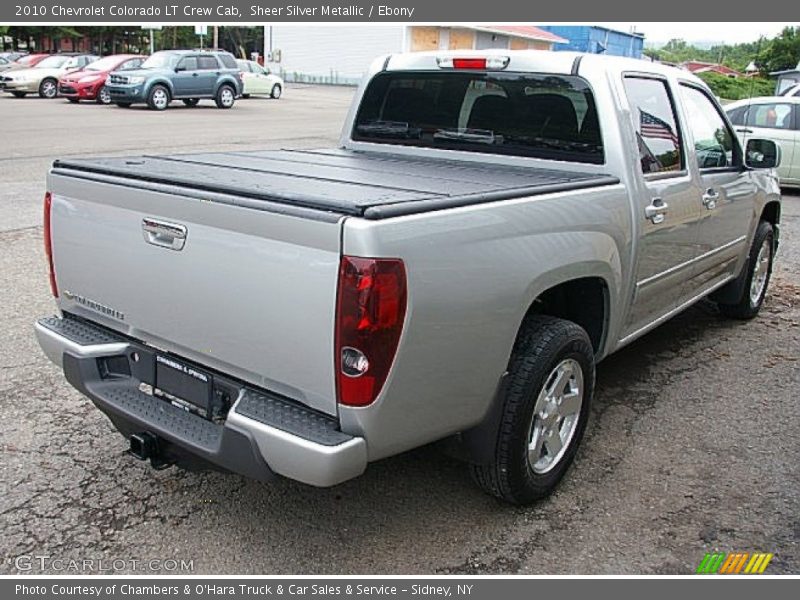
[52,148,619,220]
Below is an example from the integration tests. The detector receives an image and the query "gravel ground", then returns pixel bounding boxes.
[0,88,797,575]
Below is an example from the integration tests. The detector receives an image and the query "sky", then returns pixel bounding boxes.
[598,22,797,45]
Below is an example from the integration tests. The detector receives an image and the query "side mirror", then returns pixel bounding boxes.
[264,69,271,75]
[175,66,185,73]
[745,138,781,169]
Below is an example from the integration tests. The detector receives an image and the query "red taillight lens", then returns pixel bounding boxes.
[43,191,58,298]
[452,58,487,70]
[335,256,407,407]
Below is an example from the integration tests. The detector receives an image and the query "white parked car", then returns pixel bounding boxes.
[236,59,283,99]
[726,96,800,187]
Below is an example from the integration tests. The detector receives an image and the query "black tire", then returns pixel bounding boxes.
[214,84,236,109]
[241,93,250,99]
[96,85,111,105]
[11,92,27,98]
[115,102,132,108]
[147,84,170,111]
[67,98,79,104]
[182,98,200,107]
[470,315,595,505]
[38,78,58,99]
[718,220,775,319]
[270,84,282,99]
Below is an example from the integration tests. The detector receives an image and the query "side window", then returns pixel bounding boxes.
[218,53,238,69]
[125,58,143,69]
[746,103,794,130]
[680,84,740,169]
[623,77,683,174]
[178,57,198,71]
[197,56,219,70]
[726,106,747,126]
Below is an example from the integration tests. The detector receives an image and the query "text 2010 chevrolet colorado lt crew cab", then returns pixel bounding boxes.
[36,51,782,504]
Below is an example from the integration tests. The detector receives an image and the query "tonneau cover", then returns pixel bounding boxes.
[53,148,619,220]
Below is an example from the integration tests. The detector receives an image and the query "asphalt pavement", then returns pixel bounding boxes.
[0,87,797,574]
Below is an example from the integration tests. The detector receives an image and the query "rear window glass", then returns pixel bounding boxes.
[352,71,604,164]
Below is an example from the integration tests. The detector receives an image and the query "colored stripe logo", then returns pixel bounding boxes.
[696,552,773,574]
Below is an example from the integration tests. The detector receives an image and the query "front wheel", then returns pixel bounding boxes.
[147,84,170,111]
[718,220,775,319]
[215,84,235,109]
[470,315,595,505]
[96,85,112,105]
[270,84,282,99]
[11,91,27,98]
[38,78,58,99]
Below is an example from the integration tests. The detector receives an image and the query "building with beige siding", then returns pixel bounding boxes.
[266,25,567,85]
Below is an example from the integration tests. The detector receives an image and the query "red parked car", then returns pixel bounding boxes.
[58,54,145,104]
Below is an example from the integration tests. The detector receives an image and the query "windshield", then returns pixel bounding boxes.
[353,71,604,164]
[85,56,124,71]
[141,52,177,69]
[35,55,70,69]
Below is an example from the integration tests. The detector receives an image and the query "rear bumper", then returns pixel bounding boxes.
[35,315,367,487]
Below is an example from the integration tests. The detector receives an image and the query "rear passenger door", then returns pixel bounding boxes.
[173,56,199,96]
[678,83,757,293]
[196,55,221,95]
[621,75,703,339]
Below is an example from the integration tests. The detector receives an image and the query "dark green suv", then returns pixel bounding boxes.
[106,49,243,110]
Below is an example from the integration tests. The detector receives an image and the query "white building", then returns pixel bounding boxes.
[265,26,567,85]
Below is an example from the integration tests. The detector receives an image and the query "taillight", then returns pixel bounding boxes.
[335,256,407,407]
[43,191,58,298]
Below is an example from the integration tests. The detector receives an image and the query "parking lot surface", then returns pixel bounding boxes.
[1,87,798,575]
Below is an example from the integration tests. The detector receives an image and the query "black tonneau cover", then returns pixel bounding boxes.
[52,148,619,220]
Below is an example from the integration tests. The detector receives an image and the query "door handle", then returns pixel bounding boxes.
[644,198,669,224]
[735,128,753,134]
[142,218,187,251]
[702,188,720,210]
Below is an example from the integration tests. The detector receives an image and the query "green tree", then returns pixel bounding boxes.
[762,26,800,73]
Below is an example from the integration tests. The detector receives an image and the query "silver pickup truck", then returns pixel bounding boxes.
[36,51,782,504]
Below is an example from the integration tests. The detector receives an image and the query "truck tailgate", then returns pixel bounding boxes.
[47,170,342,416]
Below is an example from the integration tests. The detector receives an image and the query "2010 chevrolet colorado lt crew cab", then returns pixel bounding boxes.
[36,51,782,504]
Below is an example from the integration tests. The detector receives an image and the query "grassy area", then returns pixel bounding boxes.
[697,72,776,101]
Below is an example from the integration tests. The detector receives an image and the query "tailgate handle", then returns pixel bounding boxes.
[142,218,187,251]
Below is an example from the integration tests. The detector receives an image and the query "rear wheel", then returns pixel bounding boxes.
[147,85,170,111]
[470,315,595,505]
[718,220,775,319]
[96,86,111,105]
[215,84,235,109]
[11,92,27,98]
[241,93,250,99]
[270,84,282,99]
[182,98,200,107]
[38,78,58,99]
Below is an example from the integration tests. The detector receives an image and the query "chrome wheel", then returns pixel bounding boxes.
[41,80,57,98]
[98,86,111,105]
[220,87,234,107]
[750,236,772,306]
[152,87,168,110]
[528,358,584,474]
